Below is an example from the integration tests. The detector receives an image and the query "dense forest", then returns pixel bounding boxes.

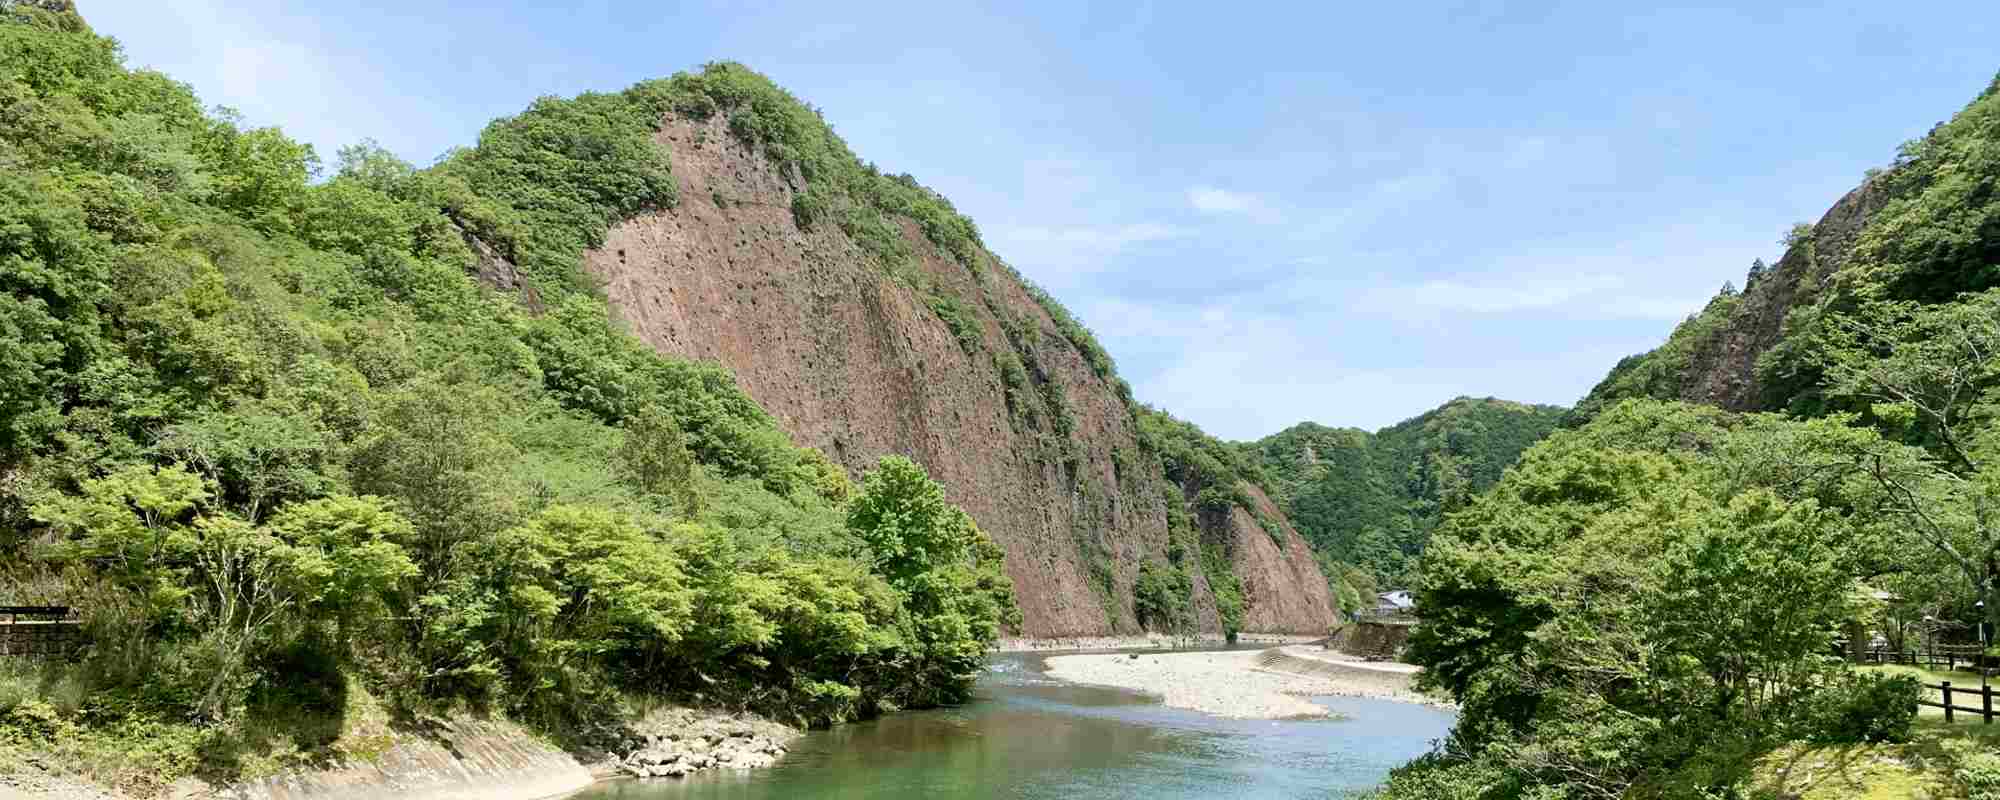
[1380,73,2000,799]
[0,3,1021,790]
[1248,398,1565,591]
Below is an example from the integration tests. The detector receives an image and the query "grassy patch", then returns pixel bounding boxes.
[1746,718,2000,799]
[1747,742,1938,800]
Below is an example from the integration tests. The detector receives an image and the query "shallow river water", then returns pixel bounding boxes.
[566,650,1456,799]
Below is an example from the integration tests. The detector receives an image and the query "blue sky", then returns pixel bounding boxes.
[82,1,2000,440]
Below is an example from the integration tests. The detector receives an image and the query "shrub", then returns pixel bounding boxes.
[1787,671,1919,744]
[1943,739,2000,800]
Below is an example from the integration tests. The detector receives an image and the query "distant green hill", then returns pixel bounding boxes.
[1246,397,1566,583]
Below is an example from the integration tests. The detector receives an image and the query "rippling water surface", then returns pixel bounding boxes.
[567,650,1456,799]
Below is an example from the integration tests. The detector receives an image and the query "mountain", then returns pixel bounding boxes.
[1246,397,1566,583]
[556,65,1335,638]
[1572,74,2000,423]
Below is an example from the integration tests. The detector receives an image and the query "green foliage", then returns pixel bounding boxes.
[439,86,676,294]
[926,294,980,355]
[1942,738,2000,800]
[1786,671,1919,745]
[1138,405,1269,502]
[846,456,975,585]
[1391,400,1918,799]
[1849,73,2000,304]
[1573,73,2000,424]
[1568,290,1741,425]
[1132,560,1193,633]
[0,9,1016,781]
[616,403,704,517]
[1199,542,1244,640]
[845,456,1020,706]
[1249,398,1564,585]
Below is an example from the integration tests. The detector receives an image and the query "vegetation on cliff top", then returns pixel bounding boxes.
[0,3,1017,791]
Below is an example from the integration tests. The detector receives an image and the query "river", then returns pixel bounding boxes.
[566,649,1455,799]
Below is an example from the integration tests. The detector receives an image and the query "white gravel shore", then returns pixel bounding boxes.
[1042,646,1440,719]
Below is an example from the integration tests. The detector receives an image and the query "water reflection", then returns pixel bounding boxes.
[569,652,1455,799]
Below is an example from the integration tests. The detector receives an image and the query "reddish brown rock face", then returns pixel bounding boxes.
[582,114,1336,638]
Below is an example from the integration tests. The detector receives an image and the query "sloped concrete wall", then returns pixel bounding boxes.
[213,719,590,800]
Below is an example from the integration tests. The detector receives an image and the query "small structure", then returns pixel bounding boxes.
[0,606,84,660]
[1373,590,1416,617]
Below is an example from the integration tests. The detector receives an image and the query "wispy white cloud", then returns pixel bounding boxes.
[1350,274,1715,321]
[1184,185,1248,212]
[996,222,1184,251]
[1188,185,1284,224]
[987,221,1186,288]
[1355,275,1621,315]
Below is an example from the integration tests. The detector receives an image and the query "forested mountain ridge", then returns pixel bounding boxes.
[1246,397,1565,585]
[1571,74,2000,424]
[570,68,1336,639]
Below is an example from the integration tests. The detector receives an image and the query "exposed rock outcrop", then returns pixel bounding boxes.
[583,112,1336,638]
[609,709,799,781]
[1676,180,1891,410]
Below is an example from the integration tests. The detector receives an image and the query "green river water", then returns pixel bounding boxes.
[566,649,1456,799]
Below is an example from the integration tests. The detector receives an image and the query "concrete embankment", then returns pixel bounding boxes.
[207,719,591,800]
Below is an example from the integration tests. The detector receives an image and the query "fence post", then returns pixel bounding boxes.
[1984,684,1993,725]
[1944,682,1955,723]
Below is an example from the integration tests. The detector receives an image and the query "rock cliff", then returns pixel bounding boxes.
[583,110,1335,638]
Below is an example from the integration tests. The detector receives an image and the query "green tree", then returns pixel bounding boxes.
[1400,401,1902,798]
[1820,289,2000,643]
[616,403,704,517]
[846,456,979,586]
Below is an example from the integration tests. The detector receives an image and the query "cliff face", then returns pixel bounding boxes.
[584,113,1335,638]
[1570,176,1893,421]
[1676,181,1891,411]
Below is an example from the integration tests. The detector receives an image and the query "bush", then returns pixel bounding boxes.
[1787,671,1919,744]
[1132,560,1191,633]
[1942,738,2000,800]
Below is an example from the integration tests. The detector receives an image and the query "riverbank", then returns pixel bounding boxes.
[995,632,1321,652]
[0,705,797,800]
[1042,645,1441,719]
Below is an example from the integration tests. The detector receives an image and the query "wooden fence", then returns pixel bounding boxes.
[1925,680,1998,724]
[1853,644,1986,673]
